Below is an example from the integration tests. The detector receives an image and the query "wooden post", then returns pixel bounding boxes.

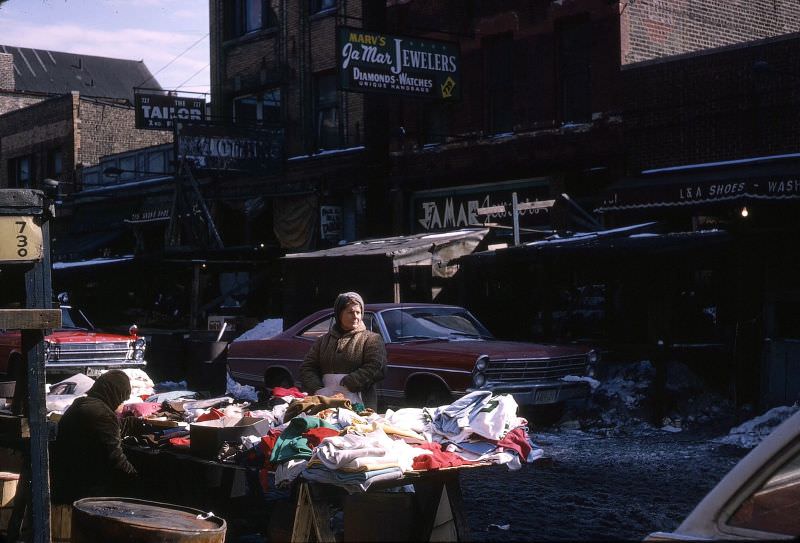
[0,189,55,543]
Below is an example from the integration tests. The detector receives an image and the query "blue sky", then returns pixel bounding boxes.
[0,0,210,95]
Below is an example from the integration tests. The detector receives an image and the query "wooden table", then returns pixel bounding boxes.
[291,464,489,542]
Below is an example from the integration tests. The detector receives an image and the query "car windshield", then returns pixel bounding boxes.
[380,307,493,342]
[60,307,93,330]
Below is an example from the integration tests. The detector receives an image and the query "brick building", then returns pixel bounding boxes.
[0,47,171,190]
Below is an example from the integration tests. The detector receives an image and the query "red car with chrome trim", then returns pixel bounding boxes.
[228,303,599,408]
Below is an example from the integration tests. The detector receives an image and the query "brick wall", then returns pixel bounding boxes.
[76,97,172,167]
[211,0,366,157]
[0,93,75,188]
[623,33,800,172]
[0,92,172,188]
[0,91,48,116]
[0,53,14,90]
[621,0,800,65]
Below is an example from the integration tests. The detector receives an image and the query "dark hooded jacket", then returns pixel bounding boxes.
[299,292,386,409]
[51,370,138,504]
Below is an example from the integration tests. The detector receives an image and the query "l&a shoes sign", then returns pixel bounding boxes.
[337,26,461,100]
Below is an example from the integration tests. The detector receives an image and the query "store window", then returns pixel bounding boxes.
[310,0,336,15]
[556,16,592,123]
[233,88,282,125]
[225,0,275,39]
[484,33,514,134]
[8,156,32,188]
[423,103,452,144]
[314,73,341,150]
[47,148,63,178]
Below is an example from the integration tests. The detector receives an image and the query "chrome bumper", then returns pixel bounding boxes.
[467,380,590,406]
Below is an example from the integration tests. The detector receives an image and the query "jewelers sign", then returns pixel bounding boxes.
[337,26,461,100]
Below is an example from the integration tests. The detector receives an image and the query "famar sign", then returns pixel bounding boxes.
[337,26,461,100]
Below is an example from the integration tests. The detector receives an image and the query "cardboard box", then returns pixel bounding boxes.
[0,472,19,508]
[189,416,269,459]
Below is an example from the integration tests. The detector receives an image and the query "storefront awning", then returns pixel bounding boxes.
[596,156,800,213]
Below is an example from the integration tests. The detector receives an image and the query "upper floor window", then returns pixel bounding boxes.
[233,88,282,125]
[310,0,336,15]
[484,33,514,134]
[8,156,32,189]
[314,73,341,150]
[47,148,63,178]
[557,17,592,123]
[226,0,275,40]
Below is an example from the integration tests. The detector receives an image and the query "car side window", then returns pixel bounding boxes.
[727,444,800,536]
[298,317,333,339]
[297,313,377,339]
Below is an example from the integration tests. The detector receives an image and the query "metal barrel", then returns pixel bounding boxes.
[70,497,226,543]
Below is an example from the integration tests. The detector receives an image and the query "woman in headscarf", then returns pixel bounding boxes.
[298,292,387,410]
[51,369,138,504]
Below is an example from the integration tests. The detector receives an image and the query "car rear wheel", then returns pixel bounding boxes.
[263,368,293,390]
[407,380,451,408]
[5,354,23,381]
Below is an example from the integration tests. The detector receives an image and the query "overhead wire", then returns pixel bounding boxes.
[138,32,209,88]
[174,62,210,91]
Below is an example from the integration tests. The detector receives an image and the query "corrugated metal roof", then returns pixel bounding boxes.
[1,45,161,103]
[284,228,491,260]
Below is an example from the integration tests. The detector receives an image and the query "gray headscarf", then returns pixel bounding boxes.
[333,291,364,328]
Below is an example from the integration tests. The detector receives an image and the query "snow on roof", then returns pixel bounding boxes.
[641,152,800,175]
[521,222,658,247]
[287,145,365,161]
[52,255,134,269]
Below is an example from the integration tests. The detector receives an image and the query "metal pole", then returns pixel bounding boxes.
[512,192,520,246]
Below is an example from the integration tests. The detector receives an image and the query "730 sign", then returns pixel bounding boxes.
[0,216,43,262]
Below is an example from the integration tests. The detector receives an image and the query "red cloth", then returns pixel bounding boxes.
[302,427,339,448]
[169,437,191,448]
[196,408,225,422]
[411,442,476,471]
[271,386,306,399]
[496,427,533,462]
[260,429,283,461]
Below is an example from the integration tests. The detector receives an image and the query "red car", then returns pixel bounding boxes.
[228,303,599,408]
[0,299,146,381]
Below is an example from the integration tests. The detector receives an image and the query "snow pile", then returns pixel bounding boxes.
[573,360,735,436]
[232,318,283,342]
[715,404,800,449]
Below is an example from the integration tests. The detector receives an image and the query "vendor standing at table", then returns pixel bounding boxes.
[299,291,387,410]
[51,369,139,504]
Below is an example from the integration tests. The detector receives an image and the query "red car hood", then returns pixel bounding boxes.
[388,338,590,359]
[47,330,133,343]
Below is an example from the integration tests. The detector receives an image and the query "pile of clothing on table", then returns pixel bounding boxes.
[244,387,542,493]
[44,371,543,494]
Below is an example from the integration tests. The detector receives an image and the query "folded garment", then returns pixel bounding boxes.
[196,407,226,422]
[304,427,340,448]
[301,465,404,493]
[345,421,426,442]
[271,386,306,399]
[168,436,190,448]
[274,459,307,487]
[411,441,477,471]
[145,390,198,403]
[270,416,337,464]
[284,395,354,422]
[122,402,163,419]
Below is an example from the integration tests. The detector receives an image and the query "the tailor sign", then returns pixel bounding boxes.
[175,121,284,174]
[337,26,461,100]
[135,93,205,130]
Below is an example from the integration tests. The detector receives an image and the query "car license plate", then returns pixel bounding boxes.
[535,389,558,404]
[85,368,104,377]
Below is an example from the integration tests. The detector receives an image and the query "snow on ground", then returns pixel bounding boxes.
[715,403,800,448]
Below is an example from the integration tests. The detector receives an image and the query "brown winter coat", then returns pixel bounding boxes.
[299,325,387,409]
